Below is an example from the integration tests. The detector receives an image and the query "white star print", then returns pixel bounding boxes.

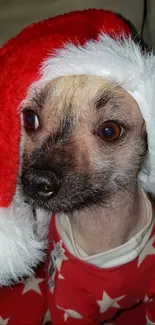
[53,241,68,272]
[97,291,125,313]
[58,273,65,279]
[138,234,155,266]
[144,295,153,303]
[22,276,44,295]
[57,305,83,321]
[0,317,10,325]
[146,315,155,325]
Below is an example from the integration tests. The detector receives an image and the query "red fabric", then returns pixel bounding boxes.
[0,267,47,325]
[47,215,155,325]
[0,9,130,207]
[0,211,155,325]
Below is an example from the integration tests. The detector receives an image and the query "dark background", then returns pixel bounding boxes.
[0,0,154,48]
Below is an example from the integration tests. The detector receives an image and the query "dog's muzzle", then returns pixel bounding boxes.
[21,167,60,202]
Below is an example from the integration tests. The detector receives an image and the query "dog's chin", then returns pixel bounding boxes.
[23,188,110,213]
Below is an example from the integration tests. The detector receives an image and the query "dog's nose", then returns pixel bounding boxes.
[22,167,60,201]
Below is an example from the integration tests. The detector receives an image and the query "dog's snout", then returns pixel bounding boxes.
[22,167,60,201]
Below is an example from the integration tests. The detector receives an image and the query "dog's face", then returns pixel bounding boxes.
[21,75,146,212]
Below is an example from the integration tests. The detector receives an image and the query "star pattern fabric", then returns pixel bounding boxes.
[0,317,10,325]
[146,315,155,325]
[52,240,68,272]
[22,276,44,295]
[47,214,155,325]
[0,267,46,325]
[1,207,155,325]
[57,305,83,321]
[97,292,125,313]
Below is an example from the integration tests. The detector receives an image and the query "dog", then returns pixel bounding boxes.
[21,75,146,250]
[20,75,155,324]
[1,7,155,324]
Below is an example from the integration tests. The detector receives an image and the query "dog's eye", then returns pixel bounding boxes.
[23,110,40,131]
[98,121,123,142]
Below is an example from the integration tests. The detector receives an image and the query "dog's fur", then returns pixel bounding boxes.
[21,75,147,254]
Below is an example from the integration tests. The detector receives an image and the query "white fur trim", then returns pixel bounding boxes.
[0,194,50,286]
[0,117,51,286]
[30,34,155,194]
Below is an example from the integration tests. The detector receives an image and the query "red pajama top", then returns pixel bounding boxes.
[0,192,155,325]
[47,194,155,325]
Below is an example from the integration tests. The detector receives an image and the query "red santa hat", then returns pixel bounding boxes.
[0,9,154,285]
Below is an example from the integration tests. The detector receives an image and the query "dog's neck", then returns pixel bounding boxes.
[68,186,148,255]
